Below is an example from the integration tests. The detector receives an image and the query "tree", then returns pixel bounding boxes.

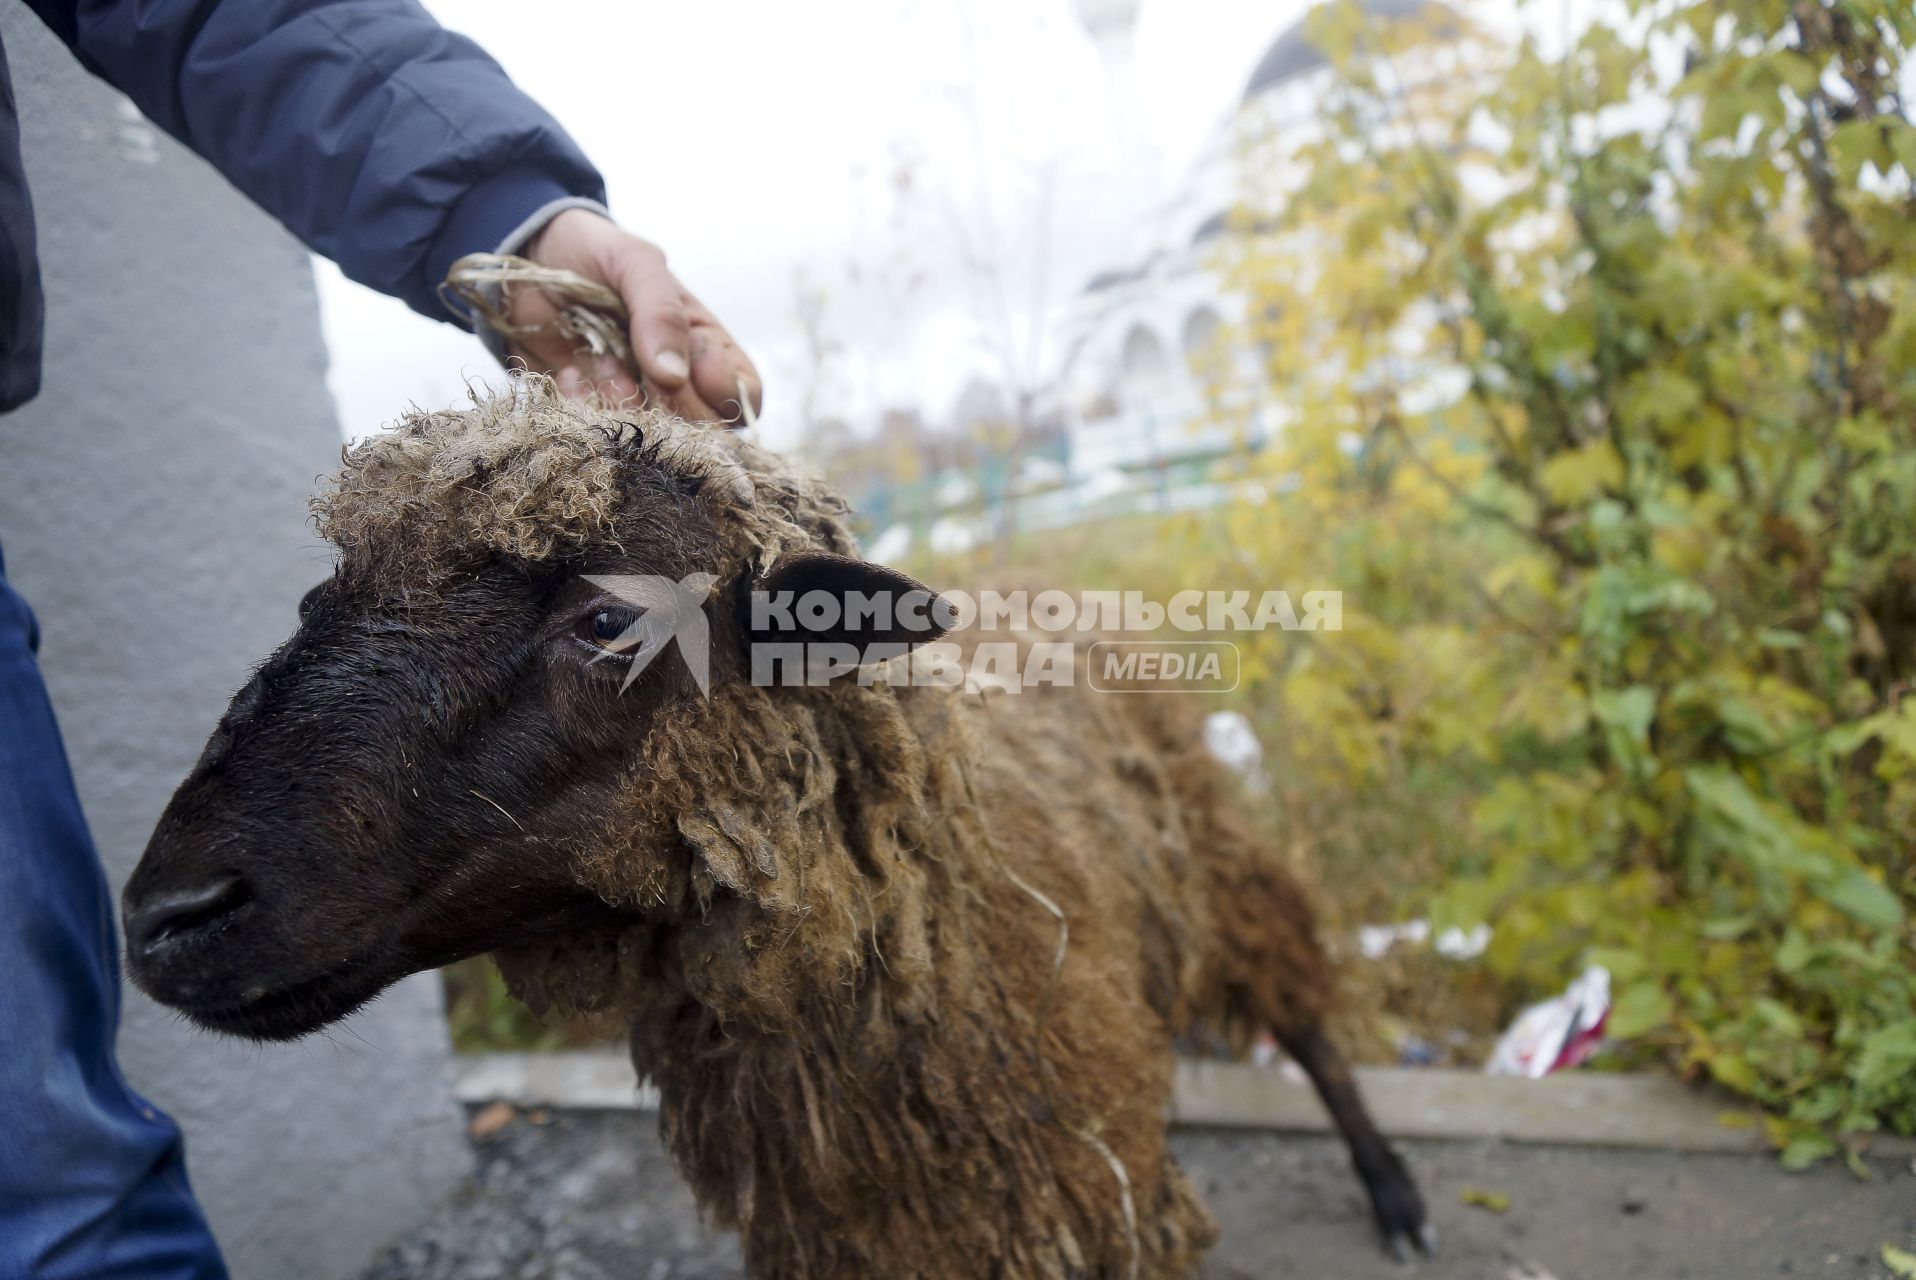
[1221,0,1916,1161]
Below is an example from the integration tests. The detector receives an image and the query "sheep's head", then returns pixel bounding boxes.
[123,381,944,1040]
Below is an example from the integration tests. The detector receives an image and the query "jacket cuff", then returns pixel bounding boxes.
[427,168,609,334]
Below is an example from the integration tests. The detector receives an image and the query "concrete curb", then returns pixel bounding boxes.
[458,1050,661,1112]
[450,1051,1916,1156]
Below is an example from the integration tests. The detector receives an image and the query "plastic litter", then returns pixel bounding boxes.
[1396,1034,1437,1067]
[1356,917,1491,960]
[1485,965,1611,1077]
[1202,711,1267,793]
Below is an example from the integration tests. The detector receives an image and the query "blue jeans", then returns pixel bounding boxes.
[0,546,227,1279]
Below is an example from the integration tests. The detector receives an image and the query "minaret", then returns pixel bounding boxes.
[1073,0,1163,200]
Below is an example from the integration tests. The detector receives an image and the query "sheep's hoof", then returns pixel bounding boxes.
[1363,1149,1434,1263]
[1383,1224,1438,1264]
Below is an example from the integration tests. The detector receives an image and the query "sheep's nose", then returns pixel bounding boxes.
[124,875,253,960]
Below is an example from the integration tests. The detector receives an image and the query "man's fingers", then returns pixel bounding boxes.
[661,379,724,424]
[503,284,583,384]
[616,249,694,393]
[505,286,638,403]
[583,353,640,405]
[501,282,626,404]
[685,297,762,427]
[510,211,763,419]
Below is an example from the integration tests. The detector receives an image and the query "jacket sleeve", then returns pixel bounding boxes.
[23,0,608,324]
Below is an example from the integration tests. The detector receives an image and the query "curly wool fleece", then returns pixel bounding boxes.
[313,376,854,590]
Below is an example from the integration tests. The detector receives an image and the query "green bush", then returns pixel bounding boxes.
[1214,0,1916,1162]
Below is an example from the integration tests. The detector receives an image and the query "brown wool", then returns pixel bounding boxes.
[314,378,1337,1279]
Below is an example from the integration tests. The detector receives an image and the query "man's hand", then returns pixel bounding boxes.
[507,209,761,423]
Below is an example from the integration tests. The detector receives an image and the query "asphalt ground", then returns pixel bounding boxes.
[364,1106,1916,1280]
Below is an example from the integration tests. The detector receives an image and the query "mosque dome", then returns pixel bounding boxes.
[1073,0,1144,43]
[1241,0,1460,102]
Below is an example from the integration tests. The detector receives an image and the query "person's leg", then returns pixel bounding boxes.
[0,545,227,1280]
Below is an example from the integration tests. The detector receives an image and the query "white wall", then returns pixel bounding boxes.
[0,11,471,1278]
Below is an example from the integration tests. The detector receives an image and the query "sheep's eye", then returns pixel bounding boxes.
[581,607,644,653]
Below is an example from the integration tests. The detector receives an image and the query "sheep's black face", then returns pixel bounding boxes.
[124,536,728,1041]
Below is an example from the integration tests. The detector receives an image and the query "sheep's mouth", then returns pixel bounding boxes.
[172,956,397,1042]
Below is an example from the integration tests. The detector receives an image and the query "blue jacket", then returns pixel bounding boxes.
[0,0,608,411]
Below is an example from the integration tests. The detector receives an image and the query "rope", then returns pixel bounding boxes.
[443,252,633,365]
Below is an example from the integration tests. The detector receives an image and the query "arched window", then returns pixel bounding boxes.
[1121,324,1167,377]
[1182,307,1223,360]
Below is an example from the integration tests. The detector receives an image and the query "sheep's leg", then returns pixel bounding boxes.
[1275,1023,1434,1262]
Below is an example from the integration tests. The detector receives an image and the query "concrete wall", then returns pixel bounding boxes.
[0,9,472,1279]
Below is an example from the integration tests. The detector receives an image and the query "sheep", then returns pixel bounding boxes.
[122,378,1430,1278]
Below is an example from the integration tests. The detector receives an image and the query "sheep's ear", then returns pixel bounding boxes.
[745,552,954,650]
